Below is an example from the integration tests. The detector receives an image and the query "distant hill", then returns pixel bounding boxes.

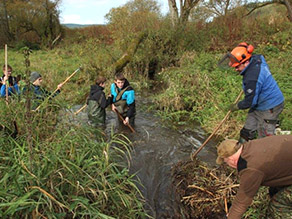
[62,23,103,29]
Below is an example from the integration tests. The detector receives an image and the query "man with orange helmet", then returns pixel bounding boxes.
[226,42,284,142]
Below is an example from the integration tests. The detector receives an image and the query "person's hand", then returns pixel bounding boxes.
[112,104,116,111]
[229,104,239,112]
[57,83,64,90]
[3,75,8,84]
[123,117,129,125]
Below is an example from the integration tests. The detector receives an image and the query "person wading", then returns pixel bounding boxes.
[87,76,111,127]
[110,73,136,126]
[221,42,284,142]
[216,135,292,219]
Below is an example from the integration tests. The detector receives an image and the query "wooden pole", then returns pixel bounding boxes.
[74,104,87,115]
[224,196,229,215]
[114,109,135,133]
[4,44,8,103]
[191,90,244,160]
[33,67,80,112]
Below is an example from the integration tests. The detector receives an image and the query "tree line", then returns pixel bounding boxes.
[0,0,62,48]
[1,0,291,49]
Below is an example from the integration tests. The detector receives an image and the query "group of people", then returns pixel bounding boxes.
[1,42,291,218]
[87,73,136,127]
[0,65,136,127]
[0,65,64,109]
[217,42,291,218]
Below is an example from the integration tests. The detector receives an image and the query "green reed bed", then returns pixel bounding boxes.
[0,99,146,218]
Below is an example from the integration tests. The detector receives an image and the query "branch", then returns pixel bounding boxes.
[244,0,283,17]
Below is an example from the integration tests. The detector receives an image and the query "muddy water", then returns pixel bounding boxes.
[70,100,218,218]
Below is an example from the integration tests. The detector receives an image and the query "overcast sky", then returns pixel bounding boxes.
[59,0,170,24]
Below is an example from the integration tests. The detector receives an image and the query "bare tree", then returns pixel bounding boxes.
[245,0,292,22]
[168,0,201,26]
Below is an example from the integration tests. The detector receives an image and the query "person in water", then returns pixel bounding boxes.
[110,73,135,126]
[87,76,111,127]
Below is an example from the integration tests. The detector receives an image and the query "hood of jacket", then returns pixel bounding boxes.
[89,84,104,101]
[90,84,104,95]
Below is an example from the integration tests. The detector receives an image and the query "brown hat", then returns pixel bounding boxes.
[216,139,240,164]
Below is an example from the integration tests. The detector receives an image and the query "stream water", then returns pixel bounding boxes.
[70,97,218,218]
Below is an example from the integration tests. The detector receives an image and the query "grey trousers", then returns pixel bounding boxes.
[244,102,284,138]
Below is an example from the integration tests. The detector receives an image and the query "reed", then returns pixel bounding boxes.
[0,100,146,218]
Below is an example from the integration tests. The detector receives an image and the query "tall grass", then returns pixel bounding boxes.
[0,98,146,218]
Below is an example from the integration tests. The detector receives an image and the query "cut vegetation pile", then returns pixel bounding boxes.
[172,159,238,218]
[172,159,271,218]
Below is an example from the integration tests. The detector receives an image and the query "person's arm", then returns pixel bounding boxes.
[14,84,20,94]
[100,92,111,109]
[125,89,135,118]
[237,80,258,110]
[0,84,6,97]
[110,83,117,103]
[228,169,264,219]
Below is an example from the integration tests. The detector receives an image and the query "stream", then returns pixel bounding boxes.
[70,97,218,218]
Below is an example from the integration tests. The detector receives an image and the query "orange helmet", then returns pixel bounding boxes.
[229,42,254,67]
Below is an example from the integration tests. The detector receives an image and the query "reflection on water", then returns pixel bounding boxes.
[67,103,218,218]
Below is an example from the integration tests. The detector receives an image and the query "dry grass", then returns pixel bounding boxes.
[172,159,238,218]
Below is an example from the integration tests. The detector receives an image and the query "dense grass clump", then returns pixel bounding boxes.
[0,99,146,218]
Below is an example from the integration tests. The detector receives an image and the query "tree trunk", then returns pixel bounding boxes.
[113,32,147,74]
[168,0,179,26]
[168,0,200,27]
[283,0,292,21]
[0,0,14,43]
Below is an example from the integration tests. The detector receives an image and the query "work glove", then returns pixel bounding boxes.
[229,103,239,112]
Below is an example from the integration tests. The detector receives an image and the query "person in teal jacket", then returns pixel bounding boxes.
[110,73,136,126]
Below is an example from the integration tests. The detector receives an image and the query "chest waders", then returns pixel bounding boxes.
[88,94,105,125]
[114,86,129,117]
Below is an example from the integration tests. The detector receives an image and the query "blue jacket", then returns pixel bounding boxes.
[22,84,60,109]
[111,79,135,118]
[238,55,284,111]
[0,76,19,97]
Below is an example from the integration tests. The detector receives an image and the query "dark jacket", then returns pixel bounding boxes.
[87,84,111,125]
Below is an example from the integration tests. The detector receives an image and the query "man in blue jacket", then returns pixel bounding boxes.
[227,42,284,142]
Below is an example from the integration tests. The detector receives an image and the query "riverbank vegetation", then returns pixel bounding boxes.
[1,0,291,217]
